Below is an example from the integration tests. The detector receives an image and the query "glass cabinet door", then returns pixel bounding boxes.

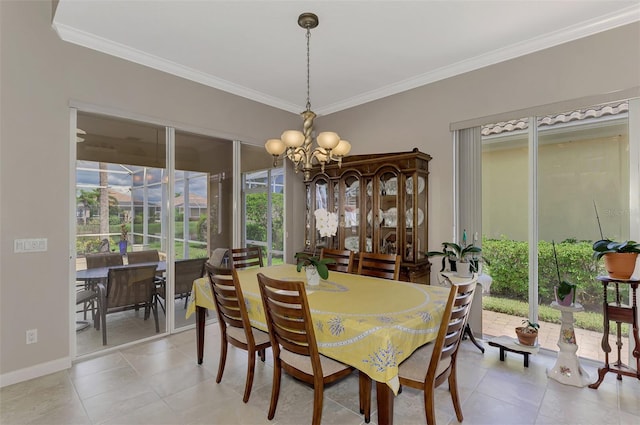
[377,170,399,254]
[309,176,330,251]
[404,173,427,262]
[342,174,361,253]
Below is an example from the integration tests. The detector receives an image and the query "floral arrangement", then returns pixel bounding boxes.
[314,208,338,238]
[120,222,128,241]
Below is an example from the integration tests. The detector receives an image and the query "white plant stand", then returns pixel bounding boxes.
[547,301,591,387]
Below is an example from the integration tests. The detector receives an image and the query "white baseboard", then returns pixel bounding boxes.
[0,357,71,388]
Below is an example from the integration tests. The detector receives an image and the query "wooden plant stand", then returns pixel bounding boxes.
[589,276,640,389]
[488,336,539,367]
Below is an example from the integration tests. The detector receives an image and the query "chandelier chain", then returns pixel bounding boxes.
[306,27,311,112]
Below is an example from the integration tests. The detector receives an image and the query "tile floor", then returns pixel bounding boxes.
[2,322,639,425]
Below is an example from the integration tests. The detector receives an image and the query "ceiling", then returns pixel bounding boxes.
[53,1,639,116]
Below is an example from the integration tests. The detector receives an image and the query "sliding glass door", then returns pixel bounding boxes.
[475,100,633,362]
[75,112,168,355]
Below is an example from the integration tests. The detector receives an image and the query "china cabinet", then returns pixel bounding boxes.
[305,149,431,284]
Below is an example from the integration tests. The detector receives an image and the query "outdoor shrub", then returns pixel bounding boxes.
[483,237,607,312]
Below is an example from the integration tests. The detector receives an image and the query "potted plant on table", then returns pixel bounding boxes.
[295,252,335,286]
[118,222,128,255]
[426,242,482,277]
[515,319,539,346]
[591,202,640,280]
[592,239,640,280]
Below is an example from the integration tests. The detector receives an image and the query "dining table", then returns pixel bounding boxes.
[186,264,454,425]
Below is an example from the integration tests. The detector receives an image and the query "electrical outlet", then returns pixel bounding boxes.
[26,329,38,344]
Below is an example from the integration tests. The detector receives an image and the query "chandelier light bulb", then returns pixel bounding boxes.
[333,140,351,157]
[265,138,286,156]
[281,130,305,147]
[316,132,340,150]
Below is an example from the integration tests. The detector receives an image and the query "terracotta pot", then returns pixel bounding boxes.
[515,327,538,346]
[603,253,638,280]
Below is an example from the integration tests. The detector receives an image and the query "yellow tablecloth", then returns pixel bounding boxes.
[186,264,451,393]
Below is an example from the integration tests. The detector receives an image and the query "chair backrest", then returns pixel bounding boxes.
[86,252,123,269]
[174,258,207,296]
[126,249,160,264]
[357,252,401,280]
[320,248,354,273]
[428,277,477,388]
[106,264,158,309]
[205,263,254,343]
[257,273,322,371]
[231,246,263,269]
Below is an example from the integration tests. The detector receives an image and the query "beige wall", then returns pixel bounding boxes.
[482,135,630,242]
[1,0,639,384]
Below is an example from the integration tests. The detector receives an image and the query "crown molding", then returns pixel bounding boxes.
[316,5,640,115]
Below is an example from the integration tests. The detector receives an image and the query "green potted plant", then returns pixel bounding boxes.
[426,242,482,276]
[592,239,640,280]
[592,202,640,280]
[515,319,539,346]
[295,252,335,285]
[552,240,577,306]
[118,222,128,255]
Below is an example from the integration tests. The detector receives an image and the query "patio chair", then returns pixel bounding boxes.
[357,252,401,280]
[86,252,123,268]
[155,257,207,313]
[97,264,159,345]
[257,273,369,425]
[126,249,160,264]
[231,246,263,269]
[206,264,271,402]
[320,248,354,273]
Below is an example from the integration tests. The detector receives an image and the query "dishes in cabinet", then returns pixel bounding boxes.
[405,208,424,227]
[345,236,359,252]
[406,176,425,195]
[366,178,397,196]
[346,180,359,196]
[367,209,383,225]
[381,177,397,196]
[383,207,397,227]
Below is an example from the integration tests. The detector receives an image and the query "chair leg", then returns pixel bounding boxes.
[216,335,228,383]
[183,292,190,309]
[311,381,324,425]
[449,367,464,422]
[359,372,371,423]
[243,349,256,403]
[259,348,266,362]
[151,300,159,333]
[424,384,437,425]
[268,358,282,420]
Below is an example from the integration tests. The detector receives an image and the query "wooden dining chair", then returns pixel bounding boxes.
[257,273,370,425]
[85,252,123,268]
[396,276,477,425]
[231,246,263,269]
[357,252,401,280]
[320,248,354,273]
[97,264,159,345]
[126,249,160,264]
[205,263,271,402]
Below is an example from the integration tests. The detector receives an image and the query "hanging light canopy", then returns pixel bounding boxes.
[265,13,351,181]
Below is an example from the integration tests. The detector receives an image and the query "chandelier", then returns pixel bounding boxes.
[265,13,351,181]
